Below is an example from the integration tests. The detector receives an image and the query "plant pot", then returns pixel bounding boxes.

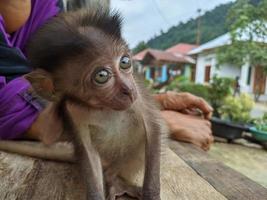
[211,117,249,143]
[249,127,267,142]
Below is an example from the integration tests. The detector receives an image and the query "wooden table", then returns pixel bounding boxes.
[0,140,267,200]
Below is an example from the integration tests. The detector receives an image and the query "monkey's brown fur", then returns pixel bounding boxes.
[2,8,168,200]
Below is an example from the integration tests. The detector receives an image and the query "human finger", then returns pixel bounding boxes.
[183,95,213,119]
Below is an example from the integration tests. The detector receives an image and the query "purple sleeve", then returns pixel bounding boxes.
[0,77,43,139]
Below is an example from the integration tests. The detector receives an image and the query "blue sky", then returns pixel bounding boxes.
[111,0,234,48]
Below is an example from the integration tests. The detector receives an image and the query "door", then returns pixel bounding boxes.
[204,65,211,83]
[253,66,266,94]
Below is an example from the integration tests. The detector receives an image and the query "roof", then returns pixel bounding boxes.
[132,48,149,61]
[166,43,198,55]
[146,49,180,62]
[188,33,231,55]
[133,48,195,65]
[189,23,267,55]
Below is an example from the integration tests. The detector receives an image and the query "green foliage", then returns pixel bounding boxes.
[219,93,254,123]
[178,83,210,101]
[165,76,190,91]
[216,0,267,70]
[208,75,234,117]
[165,76,210,100]
[132,41,148,54]
[164,75,234,110]
[143,79,153,88]
[137,2,232,50]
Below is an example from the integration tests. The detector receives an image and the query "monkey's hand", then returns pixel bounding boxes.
[25,102,63,145]
[154,91,213,119]
[161,111,214,151]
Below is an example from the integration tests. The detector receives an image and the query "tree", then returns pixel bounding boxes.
[216,0,267,71]
[132,41,148,54]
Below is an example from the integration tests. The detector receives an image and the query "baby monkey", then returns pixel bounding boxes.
[1,8,167,200]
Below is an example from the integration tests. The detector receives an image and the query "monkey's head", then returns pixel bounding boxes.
[26,8,138,111]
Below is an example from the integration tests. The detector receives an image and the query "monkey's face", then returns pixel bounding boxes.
[67,46,138,111]
[84,54,137,111]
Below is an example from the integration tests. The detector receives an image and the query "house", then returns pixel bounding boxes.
[166,43,198,81]
[188,33,267,97]
[133,43,197,83]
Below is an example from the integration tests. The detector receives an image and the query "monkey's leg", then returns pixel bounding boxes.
[141,117,161,200]
[75,129,105,200]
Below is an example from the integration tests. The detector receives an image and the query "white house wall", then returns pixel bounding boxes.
[195,54,205,83]
[195,52,267,96]
[195,52,241,83]
[240,63,251,93]
[195,53,216,83]
[214,63,241,79]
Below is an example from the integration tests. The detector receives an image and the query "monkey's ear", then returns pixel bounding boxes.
[24,69,55,100]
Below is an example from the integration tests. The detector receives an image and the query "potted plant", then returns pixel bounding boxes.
[249,113,267,142]
[211,93,253,142]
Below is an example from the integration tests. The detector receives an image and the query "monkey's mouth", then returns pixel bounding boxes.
[109,92,137,111]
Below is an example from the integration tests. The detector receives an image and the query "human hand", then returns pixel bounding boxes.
[161,111,213,151]
[154,91,213,119]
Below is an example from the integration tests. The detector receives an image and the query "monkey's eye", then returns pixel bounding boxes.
[94,69,110,84]
[120,55,132,70]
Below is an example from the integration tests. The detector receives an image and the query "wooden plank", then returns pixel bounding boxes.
[159,148,227,200]
[169,141,267,200]
[123,148,227,200]
[0,146,227,200]
[0,151,85,200]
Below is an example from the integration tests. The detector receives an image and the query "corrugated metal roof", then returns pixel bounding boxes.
[188,33,231,55]
[189,24,267,55]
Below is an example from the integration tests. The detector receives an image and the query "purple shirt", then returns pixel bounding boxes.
[0,0,60,139]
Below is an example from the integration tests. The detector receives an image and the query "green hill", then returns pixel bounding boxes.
[133,2,233,53]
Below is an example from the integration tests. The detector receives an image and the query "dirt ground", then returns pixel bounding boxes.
[209,142,267,188]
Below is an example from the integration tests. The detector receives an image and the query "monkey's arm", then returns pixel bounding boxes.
[0,140,75,162]
[141,112,163,200]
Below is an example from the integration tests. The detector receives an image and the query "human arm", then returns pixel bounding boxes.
[154,91,214,151]
[154,91,213,119]
[0,76,62,144]
[161,111,213,151]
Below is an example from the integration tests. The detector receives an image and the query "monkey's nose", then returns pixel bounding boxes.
[121,86,134,102]
[122,87,130,96]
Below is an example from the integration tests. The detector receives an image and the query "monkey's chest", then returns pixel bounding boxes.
[87,110,145,165]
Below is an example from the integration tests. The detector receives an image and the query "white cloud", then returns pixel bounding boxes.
[111,0,234,48]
